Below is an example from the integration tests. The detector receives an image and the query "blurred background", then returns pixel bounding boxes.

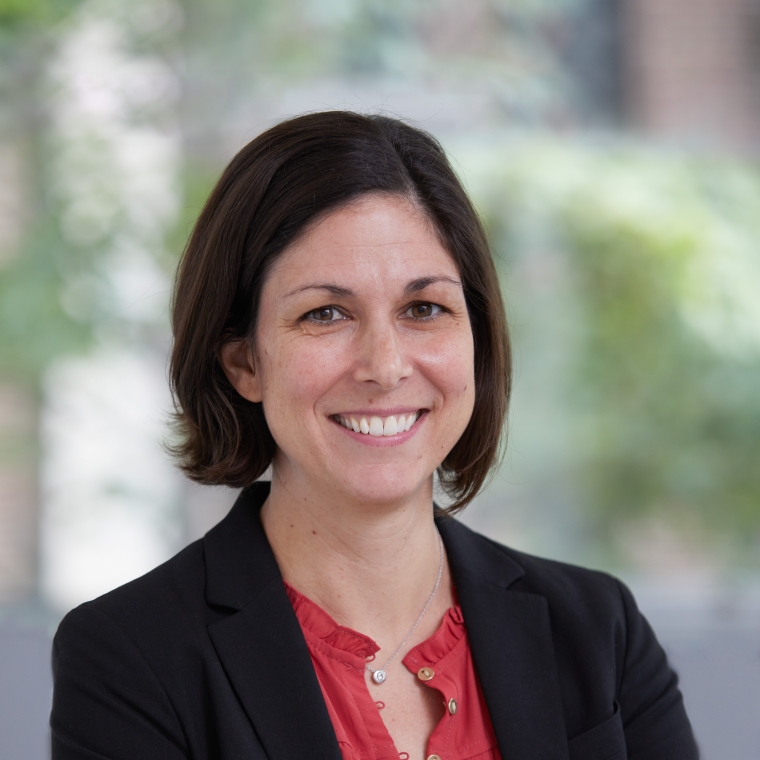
[0,0,759,756]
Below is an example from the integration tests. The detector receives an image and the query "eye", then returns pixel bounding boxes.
[405,302,442,319]
[305,306,346,322]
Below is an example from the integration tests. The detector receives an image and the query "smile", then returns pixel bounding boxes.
[332,411,422,437]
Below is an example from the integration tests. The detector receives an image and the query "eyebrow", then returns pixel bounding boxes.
[283,276,462,300]
[283,283,353,299]
[403,275,461,294]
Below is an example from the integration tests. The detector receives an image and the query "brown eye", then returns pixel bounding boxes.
[408,303,440,319]
[306,306,344,322]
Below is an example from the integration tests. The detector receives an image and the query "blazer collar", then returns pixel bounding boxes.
[204,483,343,760]
[437,514,570,760]
[204,484,568,760]
[204,482,280,610]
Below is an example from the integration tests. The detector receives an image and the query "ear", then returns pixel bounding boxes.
[219,339,262,403]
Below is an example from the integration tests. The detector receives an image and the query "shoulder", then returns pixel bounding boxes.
[54,483,278,659]
[489,537,642,666]
[443,518,699,758]
[440,514,630,622]
[440,517,644,695]
[54,537,209,674]
[51,542,211,759]
[498,539,632,621]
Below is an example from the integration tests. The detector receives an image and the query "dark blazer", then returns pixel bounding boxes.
[51,482,698,760]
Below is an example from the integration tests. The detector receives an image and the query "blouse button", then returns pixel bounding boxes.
[447,697,457,715]
[427,755,442,760]
[417,667,435,681]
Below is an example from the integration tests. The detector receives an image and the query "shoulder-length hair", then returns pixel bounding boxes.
[170,111,510,512]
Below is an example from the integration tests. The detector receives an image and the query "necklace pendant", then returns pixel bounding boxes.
[371,669,387,684]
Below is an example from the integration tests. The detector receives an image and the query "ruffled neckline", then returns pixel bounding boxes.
[285,581,464,664]
[285,582,380,660]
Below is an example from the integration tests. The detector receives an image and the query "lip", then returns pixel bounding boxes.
[330,410,427,447]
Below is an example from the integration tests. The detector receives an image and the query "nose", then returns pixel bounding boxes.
[352,321,413,389]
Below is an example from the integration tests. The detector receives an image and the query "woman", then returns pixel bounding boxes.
[51,112,698,760]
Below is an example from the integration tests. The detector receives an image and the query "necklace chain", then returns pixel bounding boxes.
[366,531,444,685]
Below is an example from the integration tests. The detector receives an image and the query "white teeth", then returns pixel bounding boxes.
[336,411,422,436]
[383,416,398,436]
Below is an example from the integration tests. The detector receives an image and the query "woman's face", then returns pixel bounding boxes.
[225,194,475,508]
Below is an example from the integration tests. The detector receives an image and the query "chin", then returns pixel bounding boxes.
[333,468,433,509]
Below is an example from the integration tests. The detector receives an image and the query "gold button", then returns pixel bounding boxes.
[448,697,457,715]
[417,666,435,681]
[427,755,441,760]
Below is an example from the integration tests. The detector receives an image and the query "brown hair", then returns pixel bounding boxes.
[170,111,510,511]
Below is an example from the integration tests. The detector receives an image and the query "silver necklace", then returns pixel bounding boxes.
[366,532,444,685]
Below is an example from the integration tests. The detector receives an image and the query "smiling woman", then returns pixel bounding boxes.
[169,113,508,514]
[50,113,699,760]
[220,195,476,511]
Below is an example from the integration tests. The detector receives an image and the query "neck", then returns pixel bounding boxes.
[260,467,452,643]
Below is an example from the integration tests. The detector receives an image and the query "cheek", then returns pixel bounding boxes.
[261,337,347,419]
[420,330,476,406]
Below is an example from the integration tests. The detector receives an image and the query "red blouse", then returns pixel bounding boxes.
[285,583,501,760]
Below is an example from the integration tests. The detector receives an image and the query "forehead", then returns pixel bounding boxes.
[266,195,459,290]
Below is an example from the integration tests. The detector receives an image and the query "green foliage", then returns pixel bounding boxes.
[163,161,218,265]
[461,140,760,543]
[0,220,91,382]
[561,159,760,538]
[0,0,81,28]
[0,0,89,383]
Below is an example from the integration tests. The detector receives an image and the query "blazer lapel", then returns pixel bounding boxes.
[204,484,342,760]
[437,515,570,760]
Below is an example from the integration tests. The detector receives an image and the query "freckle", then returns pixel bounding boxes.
[312,530,317,535]
[290,524,294,528]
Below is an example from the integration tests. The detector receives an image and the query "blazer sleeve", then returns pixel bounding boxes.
[51,603,189,760]
[616,580,700,759]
